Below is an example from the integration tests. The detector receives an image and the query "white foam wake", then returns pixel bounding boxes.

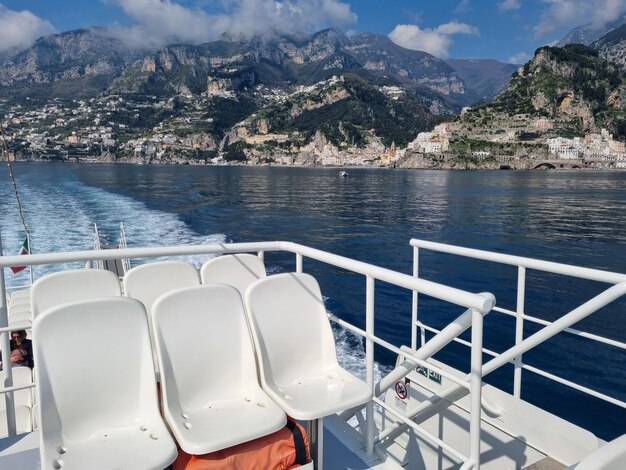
[1,173,226,288]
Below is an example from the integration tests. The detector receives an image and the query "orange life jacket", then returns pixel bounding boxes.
[173,418,311,470]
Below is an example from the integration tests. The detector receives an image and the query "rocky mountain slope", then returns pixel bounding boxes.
[592,24,626,70]
[243,73,435,148]
[445,59,517,101]
[0,27,476,114]
[0,28,145,100]
[557,16,626,46]
[460,44,626,139]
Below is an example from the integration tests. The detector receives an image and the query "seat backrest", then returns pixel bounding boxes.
[0,367,33,409]
[123,261,200,315]
[200,254,266,295]
[152,284,260,409]
[244,273,338,386]
[31,269,121,318]
[33,297,162,454]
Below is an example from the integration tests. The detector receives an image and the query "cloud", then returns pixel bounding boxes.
[0,5,56,52]
[106,0,357,48]
[388,21,479,58]
[455,0,471,13]
[534,0,626,37]
[508,51,531,63]
[498,0,521,11]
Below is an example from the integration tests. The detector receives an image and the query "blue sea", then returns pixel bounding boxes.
[1,163,625,440]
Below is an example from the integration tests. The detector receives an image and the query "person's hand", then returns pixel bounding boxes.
[10,349,26,364]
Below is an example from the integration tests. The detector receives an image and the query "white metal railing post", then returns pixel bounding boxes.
[0,231,17,437]
[365,275,376,456]
[469,307,484,470]
[412,246,419,350]
[296,253,303,273]
[513,266,526,398]
[257,250,264,262]
[26,231,33,285]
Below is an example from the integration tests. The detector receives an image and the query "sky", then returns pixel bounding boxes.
[1,0,625,63]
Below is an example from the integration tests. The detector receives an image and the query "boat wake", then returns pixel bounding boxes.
[1,169,382,383]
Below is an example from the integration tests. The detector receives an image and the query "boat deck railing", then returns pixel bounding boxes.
[0,239,624,469]
[410,239,626,408]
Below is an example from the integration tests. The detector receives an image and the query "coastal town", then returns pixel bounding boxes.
[1,87,625,170]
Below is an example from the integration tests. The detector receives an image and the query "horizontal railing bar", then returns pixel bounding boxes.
[492,306,626,351]
[281,242,495,313]
[0,242,283,268]
[418,323,502,359]
[0,323,31,333]
[419,321,626,408]
[410,239,626,285]
[520,364,626,409]
[329,315,471,390]
[372,396,469,464]
[0,241,495,314]
[0,383,35,394]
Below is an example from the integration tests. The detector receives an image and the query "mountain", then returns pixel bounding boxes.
[592,24,626,70]
[460,44,626,140]
[445,59,517,101]
[557,16,626,46]
[0,27,474,113]
[251,73,436,148]
[0,28,144,100]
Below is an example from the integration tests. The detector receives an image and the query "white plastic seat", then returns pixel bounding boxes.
[10,289,30,303]
[152,284,286,454]
[33,297,177,470]
[31,269,121,318]
[244,273,372,420]
[8,314,32,327]
[1,367,33,409]
[0,367,34,438]
[0,406,33,438]
[123,261,200,376]
[123,261,200,313]
[8,304,31,317]
[9,296,30,308]
[200,254,267,295]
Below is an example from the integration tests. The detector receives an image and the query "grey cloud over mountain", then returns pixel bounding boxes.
[0,5,56,52]
[533,0,626,37]
[105,0,357,48]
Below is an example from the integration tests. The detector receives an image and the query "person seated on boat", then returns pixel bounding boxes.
[8,330,33,368]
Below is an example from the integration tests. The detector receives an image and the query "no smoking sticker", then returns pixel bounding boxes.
[395,380,409,400]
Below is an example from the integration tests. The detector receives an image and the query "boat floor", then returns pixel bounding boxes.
[0,414,401,470]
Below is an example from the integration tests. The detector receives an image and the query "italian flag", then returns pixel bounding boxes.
[10,238,29,274]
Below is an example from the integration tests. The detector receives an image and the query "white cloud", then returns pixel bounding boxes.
[388,21,479,58]
[498,0,521,11]
[0,5,56,52]
[534,0,626,37]
[106,0,357,48]
[508,51,531,63]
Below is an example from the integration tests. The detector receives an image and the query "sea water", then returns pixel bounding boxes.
[1,163,625,440]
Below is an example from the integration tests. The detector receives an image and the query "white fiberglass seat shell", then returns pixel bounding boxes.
[0,367,34,438]
[123,261,200,375]
[123,261,200,315]
[33,297,177,470]
[152,284,286,455]
[8,304,31,318]
[574,433,626,470]
[10,289,30,303]
[244,272,372,420]
[30,269,121,318]
[200,254,266,295]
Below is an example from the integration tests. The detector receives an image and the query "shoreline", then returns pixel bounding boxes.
[7,157,625,171]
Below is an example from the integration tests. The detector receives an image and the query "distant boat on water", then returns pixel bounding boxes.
[339,170,349,178]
